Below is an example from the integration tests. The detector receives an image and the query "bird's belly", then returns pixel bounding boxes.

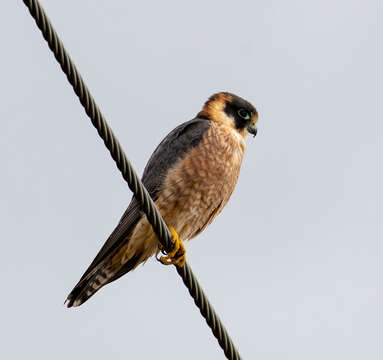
[156,129,244,241]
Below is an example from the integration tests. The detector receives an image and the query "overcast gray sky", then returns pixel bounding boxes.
[1,0,383,359]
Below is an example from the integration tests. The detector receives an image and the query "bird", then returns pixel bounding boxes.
[66,92,258,307]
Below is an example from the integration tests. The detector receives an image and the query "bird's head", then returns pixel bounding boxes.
[198,92,258,138]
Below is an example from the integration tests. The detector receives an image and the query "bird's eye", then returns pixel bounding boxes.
[237,108,250,120]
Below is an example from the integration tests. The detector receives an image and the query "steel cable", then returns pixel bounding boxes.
[22,1,242,359]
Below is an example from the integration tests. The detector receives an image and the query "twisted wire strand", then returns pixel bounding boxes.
[22,1,242,359]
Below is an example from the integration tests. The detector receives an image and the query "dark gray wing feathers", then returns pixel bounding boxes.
[75,117,210,283]
[141,117,210,200]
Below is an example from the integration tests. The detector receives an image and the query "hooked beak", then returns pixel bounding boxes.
[247,124,257,137]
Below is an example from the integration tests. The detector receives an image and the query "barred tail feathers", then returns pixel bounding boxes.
[66,254,141,308]
[66,217,159,307]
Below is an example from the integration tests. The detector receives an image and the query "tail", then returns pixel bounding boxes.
[65,254,141,308]
[66,203,156,308]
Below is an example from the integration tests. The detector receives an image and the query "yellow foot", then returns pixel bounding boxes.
[159,227,186,267]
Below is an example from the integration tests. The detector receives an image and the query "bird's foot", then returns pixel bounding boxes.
[159,227,186,267]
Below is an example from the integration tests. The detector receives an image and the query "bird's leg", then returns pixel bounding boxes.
[159,227,186,267]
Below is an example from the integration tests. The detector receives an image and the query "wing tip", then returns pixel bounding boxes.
[65,292,89,308]
[65,294,78,308]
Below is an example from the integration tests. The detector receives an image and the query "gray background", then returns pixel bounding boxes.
[1,0,382,359]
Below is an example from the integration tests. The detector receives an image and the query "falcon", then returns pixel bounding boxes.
[66,92,258,307]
